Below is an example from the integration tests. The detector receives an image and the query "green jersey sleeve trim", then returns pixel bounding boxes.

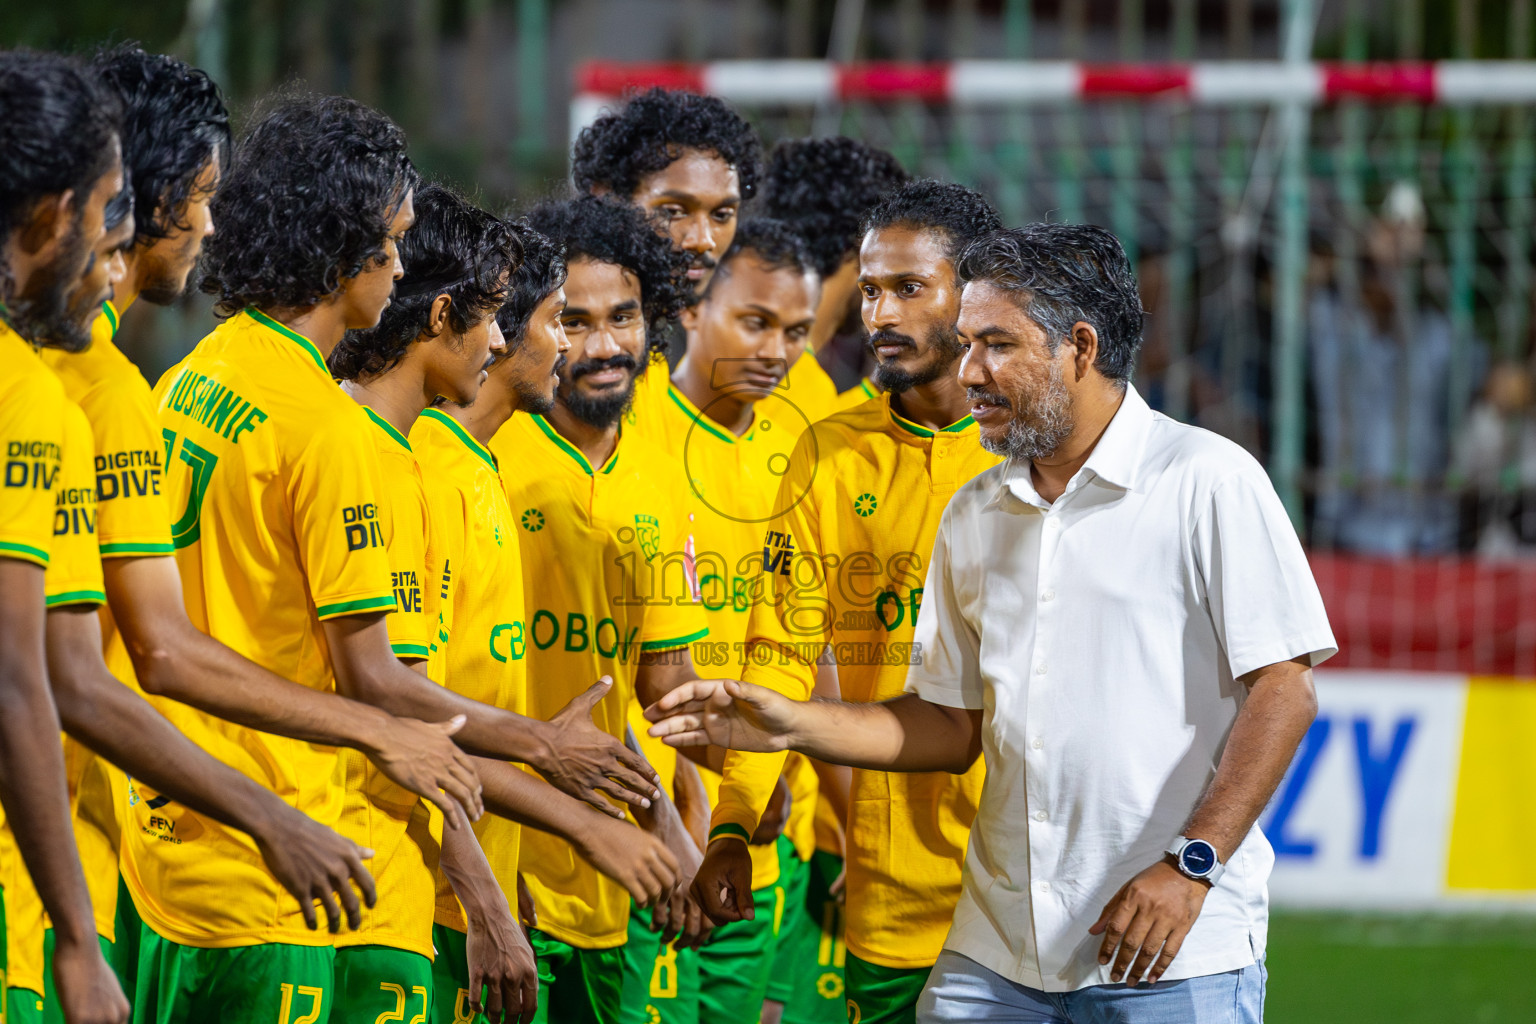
[391,642,431,659]
[315,594,399,619]
[99,541,175,557]
[0,541,49,566]
[708,823,751,845]
[45,589,107,608]
[640,627,709,652]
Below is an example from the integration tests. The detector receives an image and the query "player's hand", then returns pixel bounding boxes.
[644,679,796,752]
[659,887,714,951]
[466,900,539,1024]
[576,816,680,908]
[830,864,847,906]
[541,677,661,818]
[253,808,378,933]
[367,713,484,829]
[690,838,755,926]
[751,777,792,844]
[1089,860,1210,985]
[50,931,129,1024]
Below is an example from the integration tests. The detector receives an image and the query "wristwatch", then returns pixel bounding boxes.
[1166,836,1225,885]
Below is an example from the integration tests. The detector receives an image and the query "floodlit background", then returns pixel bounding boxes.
[8,1,1536,1020]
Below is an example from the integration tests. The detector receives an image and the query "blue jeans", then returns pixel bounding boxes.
[917,951,1266,1024]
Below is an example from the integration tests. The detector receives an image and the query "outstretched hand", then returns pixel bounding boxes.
[643,679,797,753]
[542,677,663,818]
[368,713,484,830]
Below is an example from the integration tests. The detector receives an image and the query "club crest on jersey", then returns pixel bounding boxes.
[634,513,661,562]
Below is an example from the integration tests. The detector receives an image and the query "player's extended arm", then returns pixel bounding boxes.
[0,562,127,1024]
[439,825,538,1023]
[322,612,660,817]
[45,604,379,933]
[646,682,984,774]
[103,556,481,825]
[1090,657,1318,986]
[471,757,679,909]
[808,657,851,842]
[623,723,709,950]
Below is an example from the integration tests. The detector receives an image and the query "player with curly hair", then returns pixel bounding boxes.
[484,194,709,1024]
[760,137,910,418]
[327,181,551,1023]
[32,50,458,1024]
[136,93,653,1023]
[572,87,761,302]
[0,46,133,1024]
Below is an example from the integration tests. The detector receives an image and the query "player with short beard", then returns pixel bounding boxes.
[685,181,1003,1024]
[759,137,910,421]
[0,48,132,1024]
[486,195,711,1024]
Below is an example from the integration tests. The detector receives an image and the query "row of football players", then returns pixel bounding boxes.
[0,43,1001,1024]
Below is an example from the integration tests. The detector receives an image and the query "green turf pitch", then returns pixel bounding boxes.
[1266,912,1536,1023]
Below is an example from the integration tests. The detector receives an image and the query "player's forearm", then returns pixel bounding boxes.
[1182,659,1318,860]
[47,609,295,843]
[440,821,513,930]
[0,655,97,944]
[106,556,396,752]
[473,757,610,846]
[342,659,556,766]
[789,693,980,774]
[130,611,396,752]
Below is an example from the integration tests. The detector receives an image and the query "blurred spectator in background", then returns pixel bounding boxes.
[1456,359,1536,557]
[1308,182,1482,555]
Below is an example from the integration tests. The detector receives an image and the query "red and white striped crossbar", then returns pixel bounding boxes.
[573,60,1536,106]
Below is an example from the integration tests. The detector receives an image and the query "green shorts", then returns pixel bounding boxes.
[40,927,115,1024]
[7,987,43,1024]
[528,928,624,1024]
[766,848,846,1023]
[110,876,142,1003]
[333,944,432,1022]
[620,903,699,1023]
[844,955,930,1024]
[432,924,478,1024]
[132,925,335,1024]
[696,839,785,1018]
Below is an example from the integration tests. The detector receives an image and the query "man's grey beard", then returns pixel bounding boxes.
[974,361,1074,460]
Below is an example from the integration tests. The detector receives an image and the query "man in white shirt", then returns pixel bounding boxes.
[646,223,1335,1023]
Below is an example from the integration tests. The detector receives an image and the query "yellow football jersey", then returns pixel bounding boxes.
[782,351,839,425]
[0,321,66,570]
[409,407,526,934]
[730,393,999,969]
[491,412,706,949]
[41,397,127,945]
[627,379,821,845]
[124,309,397,948]
[333,408,443,959]
[0,821,45,999]
[0,324,64,996]
[43,305,175,942]
[834,377,878,413]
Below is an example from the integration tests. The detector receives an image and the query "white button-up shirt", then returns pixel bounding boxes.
[906,385,1336,992]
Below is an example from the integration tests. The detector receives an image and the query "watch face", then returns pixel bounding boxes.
[1181,841,1217,876]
